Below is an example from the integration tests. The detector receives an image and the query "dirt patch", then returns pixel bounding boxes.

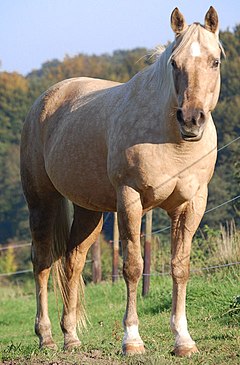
[1,350,124,365]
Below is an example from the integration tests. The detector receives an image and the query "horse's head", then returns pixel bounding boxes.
[170,7,223,141]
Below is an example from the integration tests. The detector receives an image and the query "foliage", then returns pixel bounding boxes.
[0,246,17,274]
[206,25,240,227]
[228,295,240,318]
[193,223,240,267]
[0,72,31,243]
[151,222,240,272]
[0,26,239,245]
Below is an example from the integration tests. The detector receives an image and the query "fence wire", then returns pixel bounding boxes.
[1,261,240,279]
[0,134,239,276]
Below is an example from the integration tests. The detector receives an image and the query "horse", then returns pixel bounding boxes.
[20,7,223,357]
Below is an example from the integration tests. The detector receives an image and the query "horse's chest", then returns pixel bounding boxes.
[175,174,201,201]
[135,154,209,210]
[142,172,201,209]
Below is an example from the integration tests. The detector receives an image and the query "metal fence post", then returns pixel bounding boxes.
[142,210,152,296]
[112,212,119,283]
[92,236,102,284]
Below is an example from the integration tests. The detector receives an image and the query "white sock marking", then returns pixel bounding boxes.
[123,324,143,344]
[171,314,195,347]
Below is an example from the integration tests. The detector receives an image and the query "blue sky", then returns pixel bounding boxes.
[0,0,239,75]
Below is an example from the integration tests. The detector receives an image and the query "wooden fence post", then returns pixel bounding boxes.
[142,210,152,296]
[112,212,119,283]
[92,236,102,284]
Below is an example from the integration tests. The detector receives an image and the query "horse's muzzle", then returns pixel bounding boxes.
[177,108,206,141]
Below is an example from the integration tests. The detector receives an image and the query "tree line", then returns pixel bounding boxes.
[0,26,239,244]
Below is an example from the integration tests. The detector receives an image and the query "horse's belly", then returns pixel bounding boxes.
[51,174,116,211]
[45,156,117,211]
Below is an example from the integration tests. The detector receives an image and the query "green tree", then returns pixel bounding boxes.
[206,25,240,228]
[0,246,17,274]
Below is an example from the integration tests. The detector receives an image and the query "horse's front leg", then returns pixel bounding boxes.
[168,186,208,357]
[117,186,145,355]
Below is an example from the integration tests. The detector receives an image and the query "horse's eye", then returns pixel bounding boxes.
[213,59,221,68]
[171,59,177,69]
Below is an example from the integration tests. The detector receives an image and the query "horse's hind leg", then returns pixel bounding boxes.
[30,195,63,349]
[60,205,103,350]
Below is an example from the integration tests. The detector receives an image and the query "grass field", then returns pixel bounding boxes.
[0,267,239,364]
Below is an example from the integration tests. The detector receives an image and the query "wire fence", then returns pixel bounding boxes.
[0,134,239,277]
[1,261,240,279]
[0,269,32,277]
[1,192,240,252]
[0,242,31,251]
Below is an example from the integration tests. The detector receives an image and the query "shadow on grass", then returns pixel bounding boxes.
[197,332,236,342]
[140,296,172,315]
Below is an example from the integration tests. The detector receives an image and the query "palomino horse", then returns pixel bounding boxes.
[20,7,223,357]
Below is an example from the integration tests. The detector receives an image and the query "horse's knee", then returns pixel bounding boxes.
[123,256,143,283]
[171,260,190,283]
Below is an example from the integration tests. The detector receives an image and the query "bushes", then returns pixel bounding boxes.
[0,246,17,274]
[147,222,240,275]
[191,221,240,268]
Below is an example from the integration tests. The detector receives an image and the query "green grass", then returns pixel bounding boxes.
[0,268,240,364]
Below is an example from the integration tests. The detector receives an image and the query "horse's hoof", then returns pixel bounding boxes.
[40,340,58,351]
[64,339,81,351]
[122,343,145,356]
[173,344,199,357]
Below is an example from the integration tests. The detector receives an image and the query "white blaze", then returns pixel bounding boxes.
[190,41,201,57]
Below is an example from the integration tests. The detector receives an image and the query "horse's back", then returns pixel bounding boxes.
[29,77,120,124]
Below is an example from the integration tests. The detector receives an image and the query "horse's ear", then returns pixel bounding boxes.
[204,6,219,34]
[171,8,187,35]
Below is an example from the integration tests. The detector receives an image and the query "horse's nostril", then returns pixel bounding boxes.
[177,109,184,124]
[198,110,206,126]
[177,108,205,127]
[190,110,206,126]
[191,116,197,126]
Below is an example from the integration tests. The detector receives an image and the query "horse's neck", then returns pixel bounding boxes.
[126,48,179,139]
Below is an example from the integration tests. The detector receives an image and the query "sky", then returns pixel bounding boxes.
[0,0,239,75]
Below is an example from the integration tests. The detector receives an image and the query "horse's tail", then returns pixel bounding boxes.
[51,198,87,330]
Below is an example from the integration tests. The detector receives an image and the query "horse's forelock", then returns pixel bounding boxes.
[169,24,201,62]
[168,23,224,62]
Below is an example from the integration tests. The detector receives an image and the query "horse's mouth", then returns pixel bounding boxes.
[181,132,203,142]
